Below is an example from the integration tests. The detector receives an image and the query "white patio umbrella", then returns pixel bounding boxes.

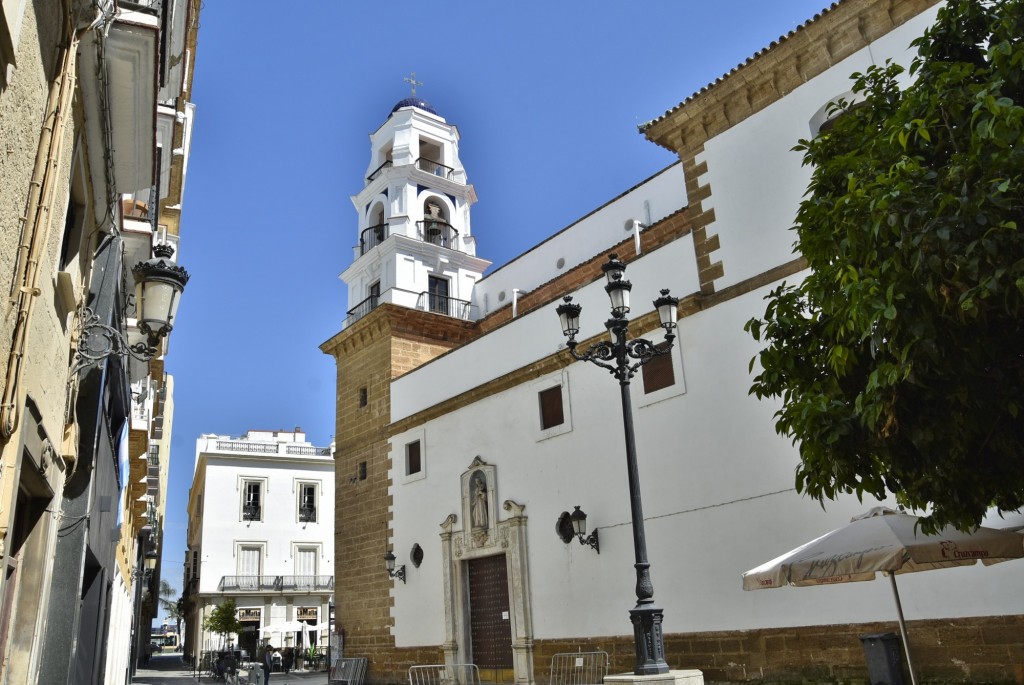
[260,620,309,635]
[742,507,1024,685]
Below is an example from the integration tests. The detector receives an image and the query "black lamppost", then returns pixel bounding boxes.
[555,253,679,676]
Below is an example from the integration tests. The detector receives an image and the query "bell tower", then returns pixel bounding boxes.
[340,93,490,326]
[322,92,489,675]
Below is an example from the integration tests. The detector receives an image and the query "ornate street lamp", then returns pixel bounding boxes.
[384,551,406,584]
[75,243,189,370]
[555,253,679,676]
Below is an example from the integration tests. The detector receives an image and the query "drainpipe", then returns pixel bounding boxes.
[628,219,645,256]
[512,289,521,318]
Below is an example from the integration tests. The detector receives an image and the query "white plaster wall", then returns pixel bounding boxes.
[391,236,698,423]
[703,7,939,290]
[197,455,334,594]
[388,274,1024,647]
[473,163,686,316]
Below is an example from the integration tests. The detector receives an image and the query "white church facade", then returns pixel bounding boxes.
[321,1,1024,684]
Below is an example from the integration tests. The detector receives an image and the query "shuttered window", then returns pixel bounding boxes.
[642,343,674,394]
[539,386,564,429]
[406,440,422,475]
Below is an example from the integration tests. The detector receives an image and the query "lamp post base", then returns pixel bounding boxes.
[629,605,670,675]
[605,670,704,685]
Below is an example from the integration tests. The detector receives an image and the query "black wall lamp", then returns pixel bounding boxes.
[75,243,189,371]
[384,551,406,584]
[570,506,600,553]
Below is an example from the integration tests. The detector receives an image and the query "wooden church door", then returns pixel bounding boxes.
[467,555,513,683]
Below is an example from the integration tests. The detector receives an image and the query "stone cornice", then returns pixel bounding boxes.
[641,0,940,155]
[320,303,478,358]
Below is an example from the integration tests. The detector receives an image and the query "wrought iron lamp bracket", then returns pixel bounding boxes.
[566,332,676,383]
[72,307,156,375]
[577,529,600,553]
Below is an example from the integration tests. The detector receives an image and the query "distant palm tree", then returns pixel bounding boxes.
[159,579,184,647]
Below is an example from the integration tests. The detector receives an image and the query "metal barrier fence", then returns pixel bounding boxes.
[409,663,481,685]
[330,656,368,685]
[548,651,609,685]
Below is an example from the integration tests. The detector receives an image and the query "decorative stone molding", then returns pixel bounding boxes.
[440,458,534,685]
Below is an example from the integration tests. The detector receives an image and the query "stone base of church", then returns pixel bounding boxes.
[605,669,704,685]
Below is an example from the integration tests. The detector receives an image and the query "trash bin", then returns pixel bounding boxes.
[249,662,263,683]
[859,632,904,685]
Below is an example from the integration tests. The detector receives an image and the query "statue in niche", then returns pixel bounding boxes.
[470,470,488,530]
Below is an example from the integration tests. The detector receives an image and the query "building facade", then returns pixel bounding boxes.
[184,429,335,661]
[322,1,1024,684]
[0,0,200,682]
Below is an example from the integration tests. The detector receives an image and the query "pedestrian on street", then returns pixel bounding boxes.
[262,644,273,685]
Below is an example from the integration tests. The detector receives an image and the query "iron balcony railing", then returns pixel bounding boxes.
[417,292,473,320]
[416,157,455,180]
[345,287,477,327]
[217,440,278,454]
[219,575,334,591]
[366,158,456,183]
[367,160,393,183]
[213,440,331,457]
[219,575,279,591]
[242,504,261,521]
[416,220,458,249]
[287,445,332,456]
[360,223,388,255]
[299,505,317,523]
[279,575,334,590]
[119,0,162,12]
[346,293,380,324]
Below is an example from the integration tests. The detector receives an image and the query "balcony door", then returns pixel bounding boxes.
[295,547,317,589]
[238,546,261,590]
[428,276,449,315]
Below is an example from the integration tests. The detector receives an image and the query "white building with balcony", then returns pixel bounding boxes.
[185,428,334,659]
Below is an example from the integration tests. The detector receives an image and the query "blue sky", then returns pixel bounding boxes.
[158,0,834,618]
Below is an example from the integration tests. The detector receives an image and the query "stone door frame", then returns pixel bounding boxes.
[440,457,534,685]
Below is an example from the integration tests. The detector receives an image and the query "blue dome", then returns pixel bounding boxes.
[391,97,438,116]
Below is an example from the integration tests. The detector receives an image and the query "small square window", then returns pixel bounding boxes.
[539,385,564,430]
[359,387,368,408]
[406,440,422,475]
[642,343,675,394]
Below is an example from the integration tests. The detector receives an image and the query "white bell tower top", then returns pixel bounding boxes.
[340,95,490,328]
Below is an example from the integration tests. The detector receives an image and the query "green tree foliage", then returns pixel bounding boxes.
[203,598,242,647]
[746,0,1024,532]
[158,579,176,611]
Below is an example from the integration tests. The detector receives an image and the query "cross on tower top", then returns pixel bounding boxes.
[403,72,423,97]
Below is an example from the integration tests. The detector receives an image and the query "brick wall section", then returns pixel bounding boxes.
[333,616,1024,685]
[531,616,1024,685]
[680,147,723,295]
[321,305,479,661]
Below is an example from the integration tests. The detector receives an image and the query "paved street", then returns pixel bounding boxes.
[132,652,328,685]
